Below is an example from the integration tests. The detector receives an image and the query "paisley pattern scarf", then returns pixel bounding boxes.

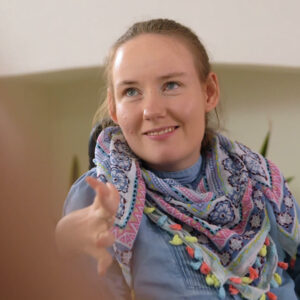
[94,126,300,300]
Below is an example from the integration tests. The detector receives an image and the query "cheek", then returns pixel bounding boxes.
[179,99,205,120]
[116,105,136,135]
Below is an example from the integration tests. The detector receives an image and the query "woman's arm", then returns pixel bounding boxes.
[55,170,131,299]
[55,176,118,274]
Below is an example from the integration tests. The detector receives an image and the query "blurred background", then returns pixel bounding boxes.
[1,0,299,299]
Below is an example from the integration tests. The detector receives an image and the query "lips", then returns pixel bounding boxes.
[144,126,178,136]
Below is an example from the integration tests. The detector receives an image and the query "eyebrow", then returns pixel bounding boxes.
[159,72,187,80]
[115,72,187,88]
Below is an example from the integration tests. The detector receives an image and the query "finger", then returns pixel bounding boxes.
[102,182,120,215]
[86,176,120,216]
[86,176,108,209]
[83,242,107,260]
[96,230,115,248]
[94,214,115,229]
[86,176,101,189]
[106,216,116,228]
[97,250,113,276]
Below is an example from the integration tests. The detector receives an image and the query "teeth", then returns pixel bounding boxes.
[147,127,175,136]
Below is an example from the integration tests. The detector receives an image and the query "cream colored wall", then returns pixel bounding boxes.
[0,69,103,220]
[47,69,104,216]
[1,65,299,222]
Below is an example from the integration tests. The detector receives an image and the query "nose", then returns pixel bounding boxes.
[143,91,166,120]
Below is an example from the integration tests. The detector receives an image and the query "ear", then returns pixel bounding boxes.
[108,89,118,124]
[204,72,220,113]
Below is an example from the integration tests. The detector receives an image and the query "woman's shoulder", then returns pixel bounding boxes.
[63,168,97,216]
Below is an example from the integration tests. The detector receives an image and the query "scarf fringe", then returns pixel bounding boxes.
[145,206,295,300]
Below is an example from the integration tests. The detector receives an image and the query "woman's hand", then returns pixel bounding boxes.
[55,176,120,276]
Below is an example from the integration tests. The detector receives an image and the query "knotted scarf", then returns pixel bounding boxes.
[94,126,300,300]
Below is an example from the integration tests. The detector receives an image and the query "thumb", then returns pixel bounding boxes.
[86,177,120,215]
[86,176,106,208]
[104,182,120,215]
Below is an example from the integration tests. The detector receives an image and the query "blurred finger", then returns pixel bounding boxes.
[96,230,115,248]
[97,250,113,276]
[86,177,108,209]
[84,243,106,260]
[93,209,111,226]
[106,216,115,228]
[86,176,101,190]
[86,176,120,217]
[103,182,120,215]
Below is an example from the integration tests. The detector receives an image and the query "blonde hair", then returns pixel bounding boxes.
[93,18,218,150]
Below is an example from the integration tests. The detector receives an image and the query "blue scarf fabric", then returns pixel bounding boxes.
[94,126,300,300]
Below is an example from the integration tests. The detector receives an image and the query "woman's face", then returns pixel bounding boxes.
[109,34,219,171]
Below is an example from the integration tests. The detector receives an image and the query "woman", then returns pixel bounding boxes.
[56,19,300,300]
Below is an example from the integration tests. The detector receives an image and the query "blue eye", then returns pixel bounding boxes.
[165,81,179,91]
[125,88,138,97]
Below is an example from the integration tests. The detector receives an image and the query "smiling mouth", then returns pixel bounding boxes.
[144,126,179,136]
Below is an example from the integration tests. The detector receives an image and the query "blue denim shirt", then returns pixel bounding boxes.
[64,167,300,300]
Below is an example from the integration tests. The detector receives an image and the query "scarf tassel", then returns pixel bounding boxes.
[184,239,267,299]
[277,261,288,270]
[218,286,226,299]
[169,223,182,231]
[266,291,277,300]
[228,284,239,295]
[205,273,216,286]
[259,294,266,300]
[259,292,279,300]
[157,215,168,227]
[169,224,281,300]
[200,261,211,275]
[169,234,183,245]
[290,257,296,269]
[186,246,195,258]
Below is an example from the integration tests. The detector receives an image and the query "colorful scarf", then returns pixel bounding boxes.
[94,126,300,300]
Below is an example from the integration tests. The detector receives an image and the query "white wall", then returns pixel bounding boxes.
[1,0,300,76]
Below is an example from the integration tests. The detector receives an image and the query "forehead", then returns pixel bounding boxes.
[112,34,197,84]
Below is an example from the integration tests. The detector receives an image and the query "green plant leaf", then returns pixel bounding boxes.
[259,124,295,184]
[260,130,271,157]
[286,176,294,183]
